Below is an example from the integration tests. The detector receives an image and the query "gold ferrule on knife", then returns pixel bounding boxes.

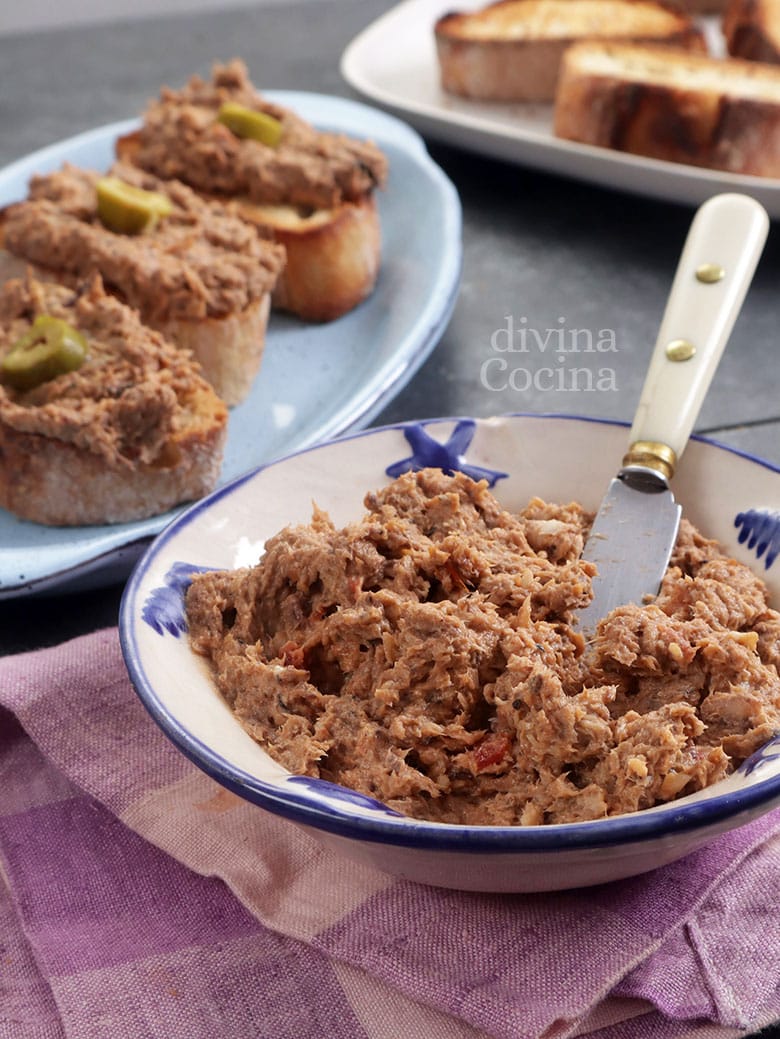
[622,441,677,481]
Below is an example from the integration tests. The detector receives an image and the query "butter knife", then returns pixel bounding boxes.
[576,193,769,637]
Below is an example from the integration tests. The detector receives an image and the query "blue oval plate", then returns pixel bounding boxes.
[0,92,462,597]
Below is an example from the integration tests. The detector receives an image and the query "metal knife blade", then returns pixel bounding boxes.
[576,467,681,635]
[576,193,769,637]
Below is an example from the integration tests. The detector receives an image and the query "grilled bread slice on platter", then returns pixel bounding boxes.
[434,0,706,101]
[0,274,228,526]
[553,40,780,175]
[116,60,388,322]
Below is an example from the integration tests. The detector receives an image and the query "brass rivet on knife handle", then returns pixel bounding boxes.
[695,263,725,284]
[665,338,696,362]
[622,440,677,480]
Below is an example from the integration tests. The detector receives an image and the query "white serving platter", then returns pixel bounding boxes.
[341,0,780,217]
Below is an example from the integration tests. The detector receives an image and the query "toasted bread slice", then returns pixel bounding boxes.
[228,196,381,323]
[434,0,706,102]
[115,60,388,323]
[0,274,228,526]
[724,0,780,63]
[0,163,285,406]
[155,293,272,409]
[554,40,780,175]
[116,129,381,323]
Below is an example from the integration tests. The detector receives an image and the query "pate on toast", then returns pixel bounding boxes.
[434,0,706,102]
[553,40,780,176]
[724,0,780,63]
[115,60,389,323]
[0,274,228,526]
[0,162,285,405]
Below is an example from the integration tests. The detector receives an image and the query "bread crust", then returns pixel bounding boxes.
[0,389,226,526]
[154,293,270,406]
[234,195,381,323]
[724,0,780,62]
[553,41,780,175]
[117,129,381,322]
[434,0,706,101]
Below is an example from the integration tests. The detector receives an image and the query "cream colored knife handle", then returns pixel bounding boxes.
[626,193,768,477]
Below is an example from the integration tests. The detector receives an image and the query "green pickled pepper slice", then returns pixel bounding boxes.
[2,315,88,391]
[96,176,173,234]
[217,102,283,147]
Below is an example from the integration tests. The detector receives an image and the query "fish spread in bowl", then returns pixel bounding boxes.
[184,467,780,826]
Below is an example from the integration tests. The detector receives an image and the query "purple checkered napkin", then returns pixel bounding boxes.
[1,628,779,1039]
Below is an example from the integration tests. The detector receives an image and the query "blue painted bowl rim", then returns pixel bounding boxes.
[119,413,780,854]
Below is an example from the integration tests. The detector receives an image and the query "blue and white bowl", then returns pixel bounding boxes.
[119,414,780,892]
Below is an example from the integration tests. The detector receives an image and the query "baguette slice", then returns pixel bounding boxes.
[237,197,381,324]
[117,130,381,323]
[554,40,780,175]
[115,60,388,323]
[0,163,285,406]
[724,0,780,63]
[0,274,228,526]
[434,0,706,102]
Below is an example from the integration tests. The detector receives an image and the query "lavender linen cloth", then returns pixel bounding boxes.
[1,629,779,1039]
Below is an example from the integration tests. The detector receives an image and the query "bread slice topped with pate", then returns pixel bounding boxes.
[115,59,389,322]
[434,0,706,102]
[724,0,780,63]
[0,162,285,405]
[553,40,780,176]
[0,273,228,526]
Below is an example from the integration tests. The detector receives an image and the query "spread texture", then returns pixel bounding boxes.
[185,469,780,825]
[130,59,388,211]
[2,163,285,323]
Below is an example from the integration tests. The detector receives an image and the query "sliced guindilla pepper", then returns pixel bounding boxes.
[2,315,88,391]
[96,176,173,234]
[216,101,283,147]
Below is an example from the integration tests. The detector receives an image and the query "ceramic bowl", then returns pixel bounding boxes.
[119,415,780,893]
